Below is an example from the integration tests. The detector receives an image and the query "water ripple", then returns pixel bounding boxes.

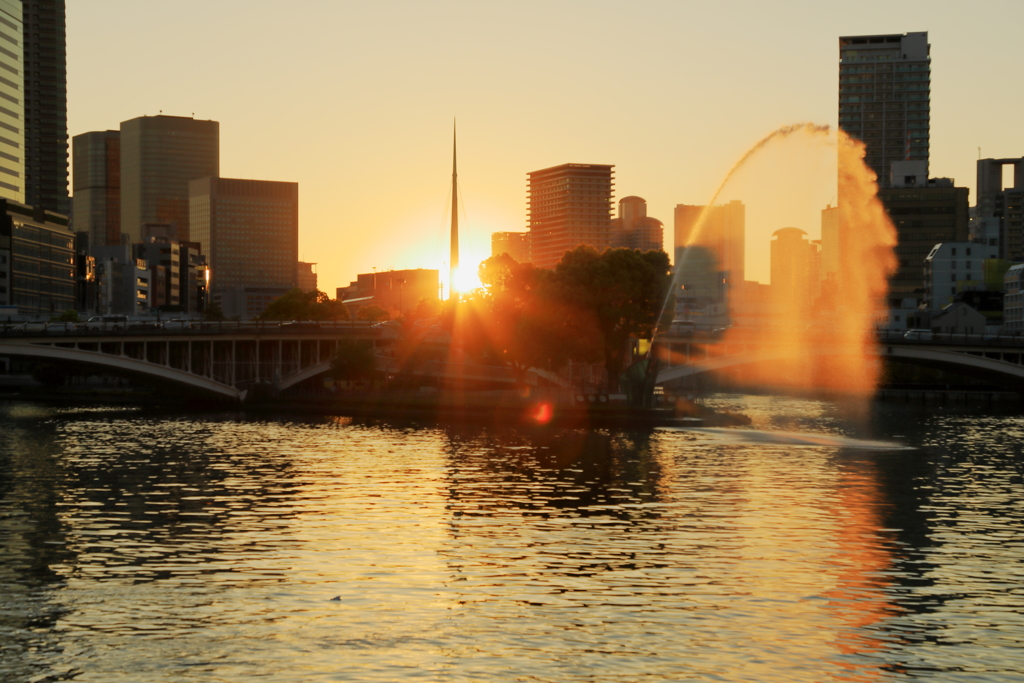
[1,398,1023,681]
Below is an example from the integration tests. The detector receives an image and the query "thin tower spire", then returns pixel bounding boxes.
[450,120,459,299]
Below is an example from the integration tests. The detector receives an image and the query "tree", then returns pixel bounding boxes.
[356,305,389,322]
[51,310,79,323]
[328,339,377,383]
[551,246,671,391]
[259,289,350,321]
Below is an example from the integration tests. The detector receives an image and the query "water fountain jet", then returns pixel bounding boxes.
[660,124,897,400]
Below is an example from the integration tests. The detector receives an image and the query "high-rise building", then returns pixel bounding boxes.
[297,261,317,293]
[976,157,1024,261]
[674,200,745,285]
[71,130,120,246]
[770,227,819,311]
[0,0,25,204]
[189,176,297,319]
[121,115,219,245]
[839,32,930,188]
[22,0,68,214]
[610,196,664,252]
[878,162,969,296]
[491,231,531,264]
[527,163,614,270]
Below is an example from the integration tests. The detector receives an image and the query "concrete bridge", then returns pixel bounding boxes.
[0,321,394,399]
[655,329,1024,388]
[0,320,567,399]
[5,322,1024,400]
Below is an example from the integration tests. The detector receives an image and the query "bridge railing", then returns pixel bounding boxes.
[876,329,1024,347]
[0,319,387,338]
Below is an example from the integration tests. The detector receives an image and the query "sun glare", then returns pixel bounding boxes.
[452,263,482,294]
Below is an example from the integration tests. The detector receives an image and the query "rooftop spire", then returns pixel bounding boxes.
[450,119,459,299]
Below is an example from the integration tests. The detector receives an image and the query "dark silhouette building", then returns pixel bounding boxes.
[22,0,68,214]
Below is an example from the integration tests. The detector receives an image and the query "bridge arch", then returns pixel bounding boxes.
[0,342,240,398]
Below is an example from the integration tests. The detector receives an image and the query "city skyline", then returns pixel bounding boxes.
[65,1,1024,294]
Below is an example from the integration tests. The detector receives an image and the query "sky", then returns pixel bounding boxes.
[66,0,1024,294]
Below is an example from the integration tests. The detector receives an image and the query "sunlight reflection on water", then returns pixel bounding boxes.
[1,397,1023,681]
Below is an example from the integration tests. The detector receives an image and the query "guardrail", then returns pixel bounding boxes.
[875,329,1024,347]
[0,319,389,338]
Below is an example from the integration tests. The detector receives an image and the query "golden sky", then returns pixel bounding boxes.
[68,0,1024,294]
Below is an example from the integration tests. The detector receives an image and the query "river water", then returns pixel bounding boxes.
[1,395,1023,682]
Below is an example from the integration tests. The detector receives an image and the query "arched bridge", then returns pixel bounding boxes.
[655,330,1024,387]
[0,320,567,399]
[0,322,392,400]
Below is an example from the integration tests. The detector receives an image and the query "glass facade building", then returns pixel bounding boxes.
[839,32,930,188]
[71,129,120,246]
[189,177,298,318]
[120,115,219,245]
[0,199,74,317]
[0,0,24,204]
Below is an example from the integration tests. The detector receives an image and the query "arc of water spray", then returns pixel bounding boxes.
[656,123,835,331]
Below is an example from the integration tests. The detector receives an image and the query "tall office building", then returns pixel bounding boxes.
[0,0,24,204]
[878,163,968,296]
[527,163,614,270]
[839,32,930,188]
[121,115,219,245]
[610,196,664,252]
[71,130,120,246]
[674,200,745,285]
[22,0,67,214]
[189,177,297,319]
[976,157,1024,261]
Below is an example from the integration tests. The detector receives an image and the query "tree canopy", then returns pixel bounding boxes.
[449,247,671,390]
[258,289,350,321]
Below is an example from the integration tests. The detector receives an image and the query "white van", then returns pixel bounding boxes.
[83,315,129,332]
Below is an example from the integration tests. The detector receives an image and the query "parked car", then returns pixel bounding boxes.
[903,328,934,341]
[82,315,130,332]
